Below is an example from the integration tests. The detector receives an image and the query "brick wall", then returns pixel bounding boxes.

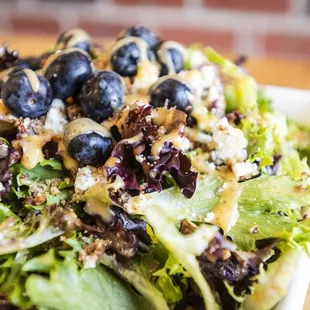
[0,0,310,59]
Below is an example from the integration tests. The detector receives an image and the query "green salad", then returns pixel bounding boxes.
[0,26,310,310]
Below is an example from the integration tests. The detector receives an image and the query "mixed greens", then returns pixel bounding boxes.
[0,26,310,310]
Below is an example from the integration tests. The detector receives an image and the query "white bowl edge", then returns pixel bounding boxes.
[263,85,310,310]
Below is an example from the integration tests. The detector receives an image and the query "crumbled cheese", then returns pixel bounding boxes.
[208,85,220,103]
[211,117,248,165]
[178,65,216,98]
[44,99,68,134]
[232,162,258,179]
[205,212,215,222]
[188,50,207,69]
[74,166,105,192]
[0,143,8,159]
[200,65,216,89]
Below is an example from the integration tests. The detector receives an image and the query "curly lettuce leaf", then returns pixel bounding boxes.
[101,254,169,310]
[145,204,220,310]
[257,88,273,114]
[0,203,18,223]
[205,47,258,114]
[138,175,310,253]
[0,209,68,255]
[278,148,310,180]
[10,159,71,210]
[124,174,222,218]
[240,117,275,167]
[239,175,310,214]
[0,251,32,309]
[152,253,189,305]
[13,160,67,186]
[26,259,150,310]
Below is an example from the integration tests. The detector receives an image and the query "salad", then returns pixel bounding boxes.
[0,26,310,310]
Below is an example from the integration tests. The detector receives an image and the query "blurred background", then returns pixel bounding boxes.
[1,0,310,87]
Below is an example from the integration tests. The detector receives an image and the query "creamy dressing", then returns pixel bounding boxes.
[185,127,213,144]
[157,41,186,75]
[104,156,121,169]
[23,69,40,93]
[151,129,190,156]
[85,198,113,222]
[84,176,125,222]
[151,106,186,127]
[190,99,215,132]
[57,28,91,50]
[63,118,111,149]
[209,169,241,233]
[0,100,8,115]
[0,67,17,82]
[57,139,78,172]
[125,94,149,106]
[131,61,159,94]
[119,132,143,145]
[16,134,54,169]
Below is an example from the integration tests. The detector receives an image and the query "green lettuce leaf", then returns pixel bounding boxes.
[39,159,63,171]
[145,204,220,310]
[0,251,33,309]
[278,148,310,180]
[238,175,310,214]
[257,88,273,114]
[0,209,68,255]
[10,159,71,210]
[205,47,258,114]
[101,254,169,310]
[0,203,18,223]
[138,175,310,252]
[26,259,150,310]
[13,160,67,186]
[152,253,189,304]
[124,174,222,219]
[240,117,275,167]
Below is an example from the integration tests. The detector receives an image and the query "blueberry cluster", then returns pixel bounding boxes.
[0,25,192,166]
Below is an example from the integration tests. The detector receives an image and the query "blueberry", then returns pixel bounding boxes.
[43,49,92,99]
[155,41,185,76]
[55,28,92,53]
[1,69,53,118]
[15,57,41,71]
[119,26,160,49]
[110,38,154,77]
[0,66,23,98]
[64,118,112,166]
[77,70,124,122]
[150,78,192,114]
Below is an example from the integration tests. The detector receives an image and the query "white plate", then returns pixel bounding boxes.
[263,85,310,310]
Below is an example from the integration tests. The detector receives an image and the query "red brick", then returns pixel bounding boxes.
[114,0,152,5]
[154,0,183,5]
[11,14,60,34]
[204,0,289,13]
[115,0,183,5]
[79,21,129,37]
[260,34,310,58]
[159,27,234,51]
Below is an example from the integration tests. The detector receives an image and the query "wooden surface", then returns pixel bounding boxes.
[0,34,310,309]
